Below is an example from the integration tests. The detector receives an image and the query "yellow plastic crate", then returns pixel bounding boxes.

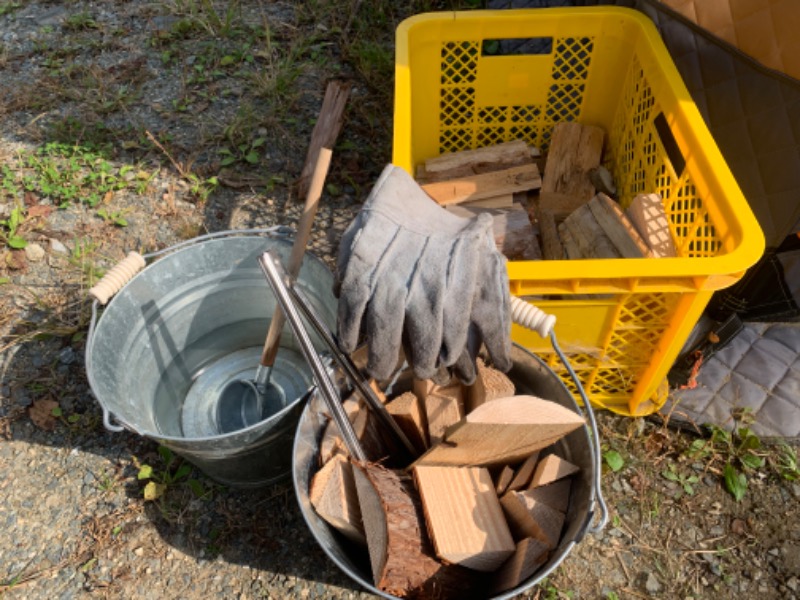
[393,7,764,416]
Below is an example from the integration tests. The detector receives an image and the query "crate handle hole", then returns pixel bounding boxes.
[654,112,686,178]
[482,37,553,56]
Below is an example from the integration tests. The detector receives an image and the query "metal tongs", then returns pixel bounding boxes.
[258,250,417,463]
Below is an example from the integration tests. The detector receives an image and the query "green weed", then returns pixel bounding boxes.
[0,204,27,249]
[63,11,99,32]
[135,446,207,503]
[661,463,700,497]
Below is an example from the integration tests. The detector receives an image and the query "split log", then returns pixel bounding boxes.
[539,209,564,260]
[417,140,535,184]
[500,490,566,548]
[422,164,542,206]
[414,465,515,572]
[530,454,580,487]
[492,538,550,594]
[423,380,464,446]
[386,391,429,455]
[538,191,589,219]
[587,193,652,258]
[541,122,604,200]
[296,80,350,200]
[414,395,585,468]
[309,455,365,545]
[466,358,516,413]
[626,193,677,257]
[506,451,541,493]
[319,398,365,464]
[559,203,620,259]
[352,463,481,598]
[495,465,516,496]
[558,223,582,259]
[462,194,515,209]
[525,478,572,513]
[447,203,540,260]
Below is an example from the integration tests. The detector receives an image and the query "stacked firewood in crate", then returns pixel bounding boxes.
[309,362,585,599]
[415,122,677,261]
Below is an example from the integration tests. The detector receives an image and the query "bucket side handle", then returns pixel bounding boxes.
[509,297,609,537]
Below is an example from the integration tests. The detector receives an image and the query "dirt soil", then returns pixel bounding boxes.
[1,1,799,599]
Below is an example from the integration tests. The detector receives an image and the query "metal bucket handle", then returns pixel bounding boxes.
[84,227,292,433]
[510,296,608,537]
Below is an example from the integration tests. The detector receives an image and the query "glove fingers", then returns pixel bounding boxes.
[471,249,512,373]
[450,324,481,384]
[403,239,448,379]
[336,217,399,352]
[364,281,407,381]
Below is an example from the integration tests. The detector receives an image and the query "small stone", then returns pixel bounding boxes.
[768,547,781,557]
[58,347,76,365]
[25,243,45,262]
[645,573,662,594]
[133,547,144,557]
[49,238,68,254]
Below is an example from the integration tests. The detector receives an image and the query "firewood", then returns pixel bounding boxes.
[447,202,540,260]
[500,490,566,548]
[414,395,585,468]
[538,191,589,219]
[319,398,365,464]
[414,465,515,572]
[462,194,515,209]
[539,209,565,260]
[495,465,515,496]
[588,165,617,198]
[559,203,620,259]
[542,122,604,200]
[530,454,580,487]
[424,381,465,446]
[525,478,572,513]
[386,391,429,455]
[558,223,581,259]
[417,140,535,184]
[422,164,542,206]
[492,538,550,594]
[466,358,516,413]
[352,463,481,598]
[626,192,677,257]
[309,455,365,545]
[506,451,541,492]
[587,193,652,258]
[296,80,350,200]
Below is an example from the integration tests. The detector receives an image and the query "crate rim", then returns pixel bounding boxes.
[393,6,765,288]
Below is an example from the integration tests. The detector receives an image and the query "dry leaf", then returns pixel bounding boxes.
[143,481,166,501]
[27,205,53,219]
[24,191,40,206]
[7,250,28,271]
[29,399,59,431]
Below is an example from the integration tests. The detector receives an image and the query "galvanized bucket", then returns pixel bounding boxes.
[85,229,337,487]
[292,343,606,599]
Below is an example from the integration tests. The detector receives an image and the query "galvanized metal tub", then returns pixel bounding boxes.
[292,343,605,599]
[86,230,337,487]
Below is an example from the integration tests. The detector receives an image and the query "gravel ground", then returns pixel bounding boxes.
[1,2,800,599]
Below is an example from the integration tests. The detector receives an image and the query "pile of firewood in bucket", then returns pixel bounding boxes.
[308,359,586,599]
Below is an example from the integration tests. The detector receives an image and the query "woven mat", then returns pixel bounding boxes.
[665,322,800,440]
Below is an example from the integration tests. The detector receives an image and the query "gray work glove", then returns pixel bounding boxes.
[335,164,512,384]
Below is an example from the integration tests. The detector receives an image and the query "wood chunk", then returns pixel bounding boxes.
[352,463,480,598]
[368,379,387,404]
[626,193,677,257]
[500,491,566,548]
[413,378,434,401]
[424,382,465,446]
[558,223,581,259]
[414,395,585,468]
[296,80,350,200]
[466,358,516,413]
[507,452,541,492]
[386,391,429,454]
[447,203,540,260]
[462,194,515,209]
[538,191,590,219]
[492,538,550,594]
[588,165,617,198]
[559,204,620,259]
[531,454,580,487]
[319,399,364,463]
[310,455,365,545]
[422,164,542,206]
[525,479,572,513]
[495,465,515,496]
[542,122,604,201]
[539,209,565,260]
[419,140,534,184]
[587,193,652,258]
[414,466,515,572]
